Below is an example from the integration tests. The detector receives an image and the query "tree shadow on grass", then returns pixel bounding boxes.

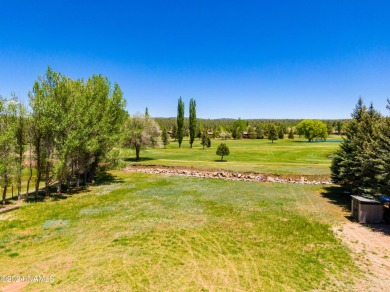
[321,185,351,214]
[321,185,390,235]
[214,160,228,162]
[24,185,92,203]
[8,171,122,206]
[95,171,124,185]
[123,157,155,162]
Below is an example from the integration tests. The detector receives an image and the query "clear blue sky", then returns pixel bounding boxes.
[1,0,390,119]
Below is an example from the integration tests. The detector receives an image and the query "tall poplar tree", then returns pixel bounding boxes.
[189,98,196,148]
[177,97,184,147]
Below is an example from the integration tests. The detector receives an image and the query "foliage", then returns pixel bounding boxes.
[189,98,197,148]
[288,128,294,139]
[0,97,18,204]
[278,127,284,139]
[231,118,246,139]
[247,125,256,139]
[296,120,328,142]
[161,128,169,148]
[28,68,127,195]
[171,124,177,141]
[268,124,278,143]
[218,126,232,140]
[216,143,230,161]
[256,126,265,139]
[201,131,211,149]
[123,114,161,160]
[177,97,185,147]
[331,98,389,197]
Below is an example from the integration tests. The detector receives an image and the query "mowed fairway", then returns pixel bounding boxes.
[0,171,357,291]
[121,136,342,176]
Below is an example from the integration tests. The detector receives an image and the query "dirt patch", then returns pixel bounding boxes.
[0,205,19,214]
[1,281,28,292]
[334,222,390,291]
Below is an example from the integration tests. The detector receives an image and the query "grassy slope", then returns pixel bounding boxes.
[121,136,342,176]
[0,171,356,291]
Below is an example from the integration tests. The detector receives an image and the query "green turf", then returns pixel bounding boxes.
[0,170,357,291]
[120,136,342,176]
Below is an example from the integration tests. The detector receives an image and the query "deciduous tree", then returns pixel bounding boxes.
[124,114,161,160]
[296,120,328,142]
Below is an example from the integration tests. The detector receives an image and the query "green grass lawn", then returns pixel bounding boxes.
[0,170,357,291]
[120,136,342,176]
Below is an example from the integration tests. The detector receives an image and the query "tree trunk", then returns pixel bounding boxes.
[221,155,223,161]
[2,185,7,205]
[34,140,41,200]
[44,136,52,197]
[26,146,32,197]
[135,146,140,161]
[35,172,41,200]
[57,179,62,195]
[76,172,80,188]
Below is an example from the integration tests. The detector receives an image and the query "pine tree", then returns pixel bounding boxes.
[216,143,230,161]
[161,128,169,148]
[278,127,284,139]
[288,128,294,139]
[331,98,385,197]
[201,131,211,149]
[171,125,177,141]
[268,125,278,143]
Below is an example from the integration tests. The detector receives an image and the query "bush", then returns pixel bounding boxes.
[216,143,230,161]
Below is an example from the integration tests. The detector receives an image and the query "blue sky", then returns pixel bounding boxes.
[1,0,390,119]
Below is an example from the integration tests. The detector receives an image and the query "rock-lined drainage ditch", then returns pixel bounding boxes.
[124,166,333,185]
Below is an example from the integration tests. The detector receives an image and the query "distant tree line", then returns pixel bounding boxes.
[155,117,347,141]
[331,98,390,197]
[1,67,127,204]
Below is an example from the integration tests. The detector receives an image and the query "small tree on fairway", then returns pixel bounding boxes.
[161,128,169,148]
[171,125,177,141]
[268,124,278,143]
[278,127,284,139]
[216,143,230,161]
[288,128,294,139]
[123,114,161,160]
[201,131,211,149]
